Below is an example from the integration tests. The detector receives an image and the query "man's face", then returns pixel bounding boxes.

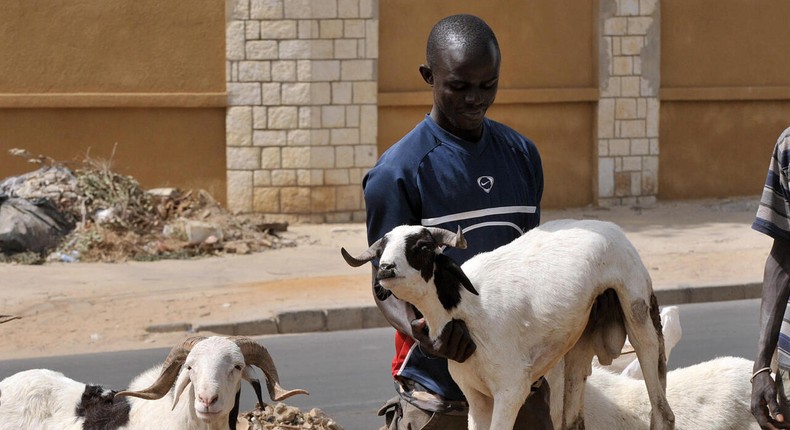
[422,40,500,141]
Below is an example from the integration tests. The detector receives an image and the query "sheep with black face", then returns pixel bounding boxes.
[342,220,675,430]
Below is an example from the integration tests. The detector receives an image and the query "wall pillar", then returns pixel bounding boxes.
[225,0,378,222]
[597,0,660,206]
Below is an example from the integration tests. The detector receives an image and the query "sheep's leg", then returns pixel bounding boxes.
[561,340,594,430]
[622,293,675,430]
[465,388,493,430]
[489,388,529,430]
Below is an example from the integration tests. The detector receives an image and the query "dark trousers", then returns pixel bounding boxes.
[379,378,554,430]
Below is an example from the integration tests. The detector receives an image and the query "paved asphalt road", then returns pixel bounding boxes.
[0,299,762,429]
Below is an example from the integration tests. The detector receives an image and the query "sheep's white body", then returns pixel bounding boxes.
[548,356,757,430]
[0,369,87,430]
[0,337,251,430]
[372,220,675,430]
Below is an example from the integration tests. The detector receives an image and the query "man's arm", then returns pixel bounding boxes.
[371,266,476,362]
[752,238,790,429]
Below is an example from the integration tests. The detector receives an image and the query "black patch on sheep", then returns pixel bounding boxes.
[76,384,131,430]
[229,388,241,430]
[401,229,479,311]
[433,253,477,310]
[404,230,438,284]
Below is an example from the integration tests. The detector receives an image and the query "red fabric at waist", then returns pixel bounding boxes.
[392,331,415,376]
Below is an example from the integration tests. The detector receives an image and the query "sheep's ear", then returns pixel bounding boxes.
[242,367,266,407]
[341,236,385,267]
[171,369,191,410]
[434,254,478,310]
[447,258,479,295]
[234,338,309,401]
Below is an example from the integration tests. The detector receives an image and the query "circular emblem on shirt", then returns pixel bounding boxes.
[477,176,494,193]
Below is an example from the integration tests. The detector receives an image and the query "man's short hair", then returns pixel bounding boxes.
[426,14,500,68]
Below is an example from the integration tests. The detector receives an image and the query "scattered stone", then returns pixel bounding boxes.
[185,220,223,244]
[146,187,179,199]
[225,240,252,254]
[239,402,344,430]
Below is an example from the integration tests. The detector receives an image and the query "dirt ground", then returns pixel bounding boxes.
[0,197,770,361]
[0,224,373,360]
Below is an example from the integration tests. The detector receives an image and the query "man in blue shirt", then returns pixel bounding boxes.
[364,14,552,429]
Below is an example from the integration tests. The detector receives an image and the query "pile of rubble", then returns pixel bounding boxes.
[239,402,343,430]
[0,150,292,263]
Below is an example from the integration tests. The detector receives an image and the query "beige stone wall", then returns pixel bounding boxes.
[225,0,377,222]
[597,0,660,206]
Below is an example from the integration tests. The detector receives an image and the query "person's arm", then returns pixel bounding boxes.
[752,238,790,429]
[371,266,476,362]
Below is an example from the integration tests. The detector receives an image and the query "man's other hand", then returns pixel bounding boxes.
[411,318,476,362]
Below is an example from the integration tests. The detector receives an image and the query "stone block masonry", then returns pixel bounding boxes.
[597,0,660,206]
[226,0,377,222]
[226,0,664,217]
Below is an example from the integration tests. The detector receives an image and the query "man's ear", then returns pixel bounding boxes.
[419,64,433,86]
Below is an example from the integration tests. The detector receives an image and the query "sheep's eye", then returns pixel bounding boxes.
[234,364,243,371]
[186,366,192,371]
[419,243,433,253]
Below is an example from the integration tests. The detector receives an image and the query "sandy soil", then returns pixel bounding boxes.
[0,225,372,360]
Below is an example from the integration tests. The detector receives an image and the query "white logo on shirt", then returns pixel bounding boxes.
[477,176,494,193]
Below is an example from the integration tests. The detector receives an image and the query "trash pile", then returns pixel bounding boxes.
[239,402,343,430]
[0,149,292,263]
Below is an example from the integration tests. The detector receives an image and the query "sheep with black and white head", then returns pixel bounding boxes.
[342,221,675,430]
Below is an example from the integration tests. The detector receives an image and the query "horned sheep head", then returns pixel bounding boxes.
[341,225,478,310]
[116,336,308,422]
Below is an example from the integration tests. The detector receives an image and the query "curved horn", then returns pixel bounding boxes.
[426,226,466,249]
[115,336,206,400]
[341,236,385,267]
[232,337,309,401]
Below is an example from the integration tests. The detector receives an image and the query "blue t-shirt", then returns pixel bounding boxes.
[363,115,543,400]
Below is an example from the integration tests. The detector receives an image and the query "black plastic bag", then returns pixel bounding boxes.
[0,194,74,254]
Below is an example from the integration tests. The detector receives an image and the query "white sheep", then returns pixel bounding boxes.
[547,356,757,430]
[549,306,755,430]
[0,336,308,430]
[342,220,675,430]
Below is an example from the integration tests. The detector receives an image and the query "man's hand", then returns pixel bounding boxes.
[752,372,790,429]
[411,318,476,362]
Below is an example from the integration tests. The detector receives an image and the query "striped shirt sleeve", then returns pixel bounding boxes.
[753,127,790,242]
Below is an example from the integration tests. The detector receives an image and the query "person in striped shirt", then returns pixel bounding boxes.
[751,126,790,430]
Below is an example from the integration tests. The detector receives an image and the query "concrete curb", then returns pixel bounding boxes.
[146,282,764,337]
[655,282,762,306]
[146,305,390,337]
